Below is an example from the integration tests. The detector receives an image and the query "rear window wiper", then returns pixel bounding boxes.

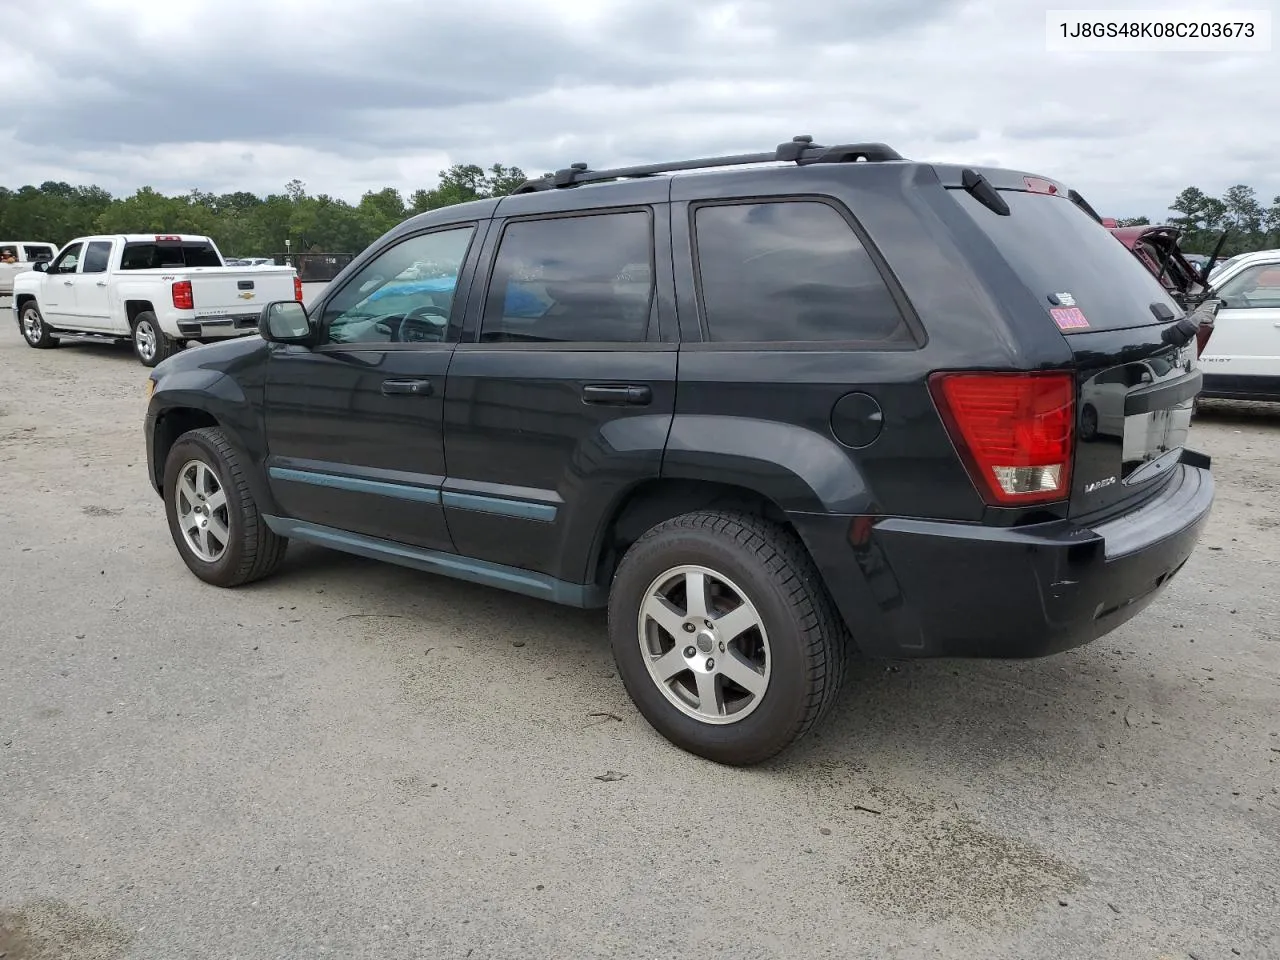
[961,168,1010,216]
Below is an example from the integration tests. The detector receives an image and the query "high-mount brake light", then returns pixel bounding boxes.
[171,279,194,310]
[929,371,1075,506]
[1023,177,1060,196]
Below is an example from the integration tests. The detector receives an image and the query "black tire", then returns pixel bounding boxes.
[608,510,848,766]
[162,426,288,587]
[19,301,59,349]
[132,311,176,367]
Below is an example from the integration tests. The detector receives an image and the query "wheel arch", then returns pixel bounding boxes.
[125,300,157,329]
[587,477,797,590]
[149,373,276,515]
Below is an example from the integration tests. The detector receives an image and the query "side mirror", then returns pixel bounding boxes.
[260,300,314,344]
[31,261,48,273]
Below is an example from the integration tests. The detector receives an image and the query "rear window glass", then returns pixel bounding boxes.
[120,241,222,270]
[952,189,1180,333]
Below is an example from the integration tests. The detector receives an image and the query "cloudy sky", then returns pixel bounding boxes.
[2,0,1275,219]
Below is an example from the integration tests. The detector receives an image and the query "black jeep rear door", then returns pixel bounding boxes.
[440,180,678,588]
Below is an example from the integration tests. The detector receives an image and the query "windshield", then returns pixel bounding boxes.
[952,189,1181,332]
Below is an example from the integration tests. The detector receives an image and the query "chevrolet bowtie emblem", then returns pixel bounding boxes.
[237,291,255,300]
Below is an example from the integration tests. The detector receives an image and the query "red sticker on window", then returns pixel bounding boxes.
[1050,306,1090,330]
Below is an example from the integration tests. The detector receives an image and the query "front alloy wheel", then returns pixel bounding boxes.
[162,426,289,587]
[173,459,230,562]
[20,304,57,348]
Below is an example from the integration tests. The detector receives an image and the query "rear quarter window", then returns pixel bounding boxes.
[952,189,1180,333]
[692,199,910,344]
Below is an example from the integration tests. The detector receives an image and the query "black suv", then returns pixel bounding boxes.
[145,136,1214,765]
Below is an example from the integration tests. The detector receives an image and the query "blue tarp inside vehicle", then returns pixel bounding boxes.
[365,277,551,318]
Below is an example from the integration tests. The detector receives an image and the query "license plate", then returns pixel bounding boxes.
[1122,405,1188,480]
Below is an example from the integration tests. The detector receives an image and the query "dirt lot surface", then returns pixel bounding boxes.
[1,314,1277,960]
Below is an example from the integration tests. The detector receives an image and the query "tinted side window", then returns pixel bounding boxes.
[24,245,55,261]
[50,243,84,274]
[693,201,907,344]
[321,226,476,346]
[480,212,653,343]
[82,241,112,274]
[1216,263,1280,309]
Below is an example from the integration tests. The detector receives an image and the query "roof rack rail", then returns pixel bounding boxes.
[511,135,906,194]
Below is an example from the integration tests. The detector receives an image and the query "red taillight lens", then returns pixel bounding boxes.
[171,280,194,310]
[294,276,303,302]
[929,371,1075,506]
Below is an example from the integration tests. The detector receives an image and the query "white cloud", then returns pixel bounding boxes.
[0,0,1275,220]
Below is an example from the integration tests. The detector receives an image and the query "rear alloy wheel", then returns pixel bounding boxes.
[20,302,58,349]
[637,565,772,725]
[609,510,848,765]
[133,311,175,367]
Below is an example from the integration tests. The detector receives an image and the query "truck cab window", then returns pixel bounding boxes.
[49,243,84,274]
[82,241,113,275]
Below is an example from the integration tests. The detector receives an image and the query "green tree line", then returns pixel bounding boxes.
[3,167,1278,260]
[0,163,528,257]
[1110,184,1280,257]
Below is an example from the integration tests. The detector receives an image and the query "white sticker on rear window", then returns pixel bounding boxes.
[1053,291,1076,306]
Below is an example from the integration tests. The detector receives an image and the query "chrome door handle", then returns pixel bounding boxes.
[96,281,108,287]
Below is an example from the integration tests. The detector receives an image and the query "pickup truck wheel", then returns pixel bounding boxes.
[133,312,175,367]
[608,510,847,766]
[20,302,59,349]
[163,426,288,587]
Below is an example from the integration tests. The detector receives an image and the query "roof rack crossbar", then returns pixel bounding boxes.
[512,136,906,193]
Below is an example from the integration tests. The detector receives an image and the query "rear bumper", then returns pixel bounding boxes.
[792,455,1214,659]
[175,315,260,339]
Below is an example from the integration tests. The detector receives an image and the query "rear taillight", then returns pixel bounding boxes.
[929,371,1075,506]
[171,280,194,310]
[294,276,303,302]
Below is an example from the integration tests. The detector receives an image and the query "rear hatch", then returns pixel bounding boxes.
[949,180,1201,519]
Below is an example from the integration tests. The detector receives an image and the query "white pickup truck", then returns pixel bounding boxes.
[11,234,300,366]
[0,240,58,296]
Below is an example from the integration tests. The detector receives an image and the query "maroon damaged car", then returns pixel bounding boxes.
[1105,220,1220,356]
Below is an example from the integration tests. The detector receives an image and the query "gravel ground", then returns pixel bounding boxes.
[1,310,1277,960]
